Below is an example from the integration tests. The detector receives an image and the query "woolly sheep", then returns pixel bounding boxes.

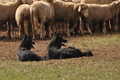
[83,1,120,34]
[23,0,33,4]
[53,1,89,36]
[81,0,117,4]
[30,0,55,39]
[15,4,31,39]
[0,0,22,39]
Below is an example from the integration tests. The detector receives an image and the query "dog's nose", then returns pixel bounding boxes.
[32,42,35,44]
[63,40,67,43]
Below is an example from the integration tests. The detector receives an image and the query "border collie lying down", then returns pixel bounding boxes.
[17,34,47,61]
[47,33,93,59]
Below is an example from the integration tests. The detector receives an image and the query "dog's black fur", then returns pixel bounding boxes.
[47,33,93,59]
[18,34,47,61]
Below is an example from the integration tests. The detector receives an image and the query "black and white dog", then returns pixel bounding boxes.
[18,34,47,61]
[47,33,93,59]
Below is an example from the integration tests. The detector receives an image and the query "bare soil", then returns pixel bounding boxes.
[0,27,120,62]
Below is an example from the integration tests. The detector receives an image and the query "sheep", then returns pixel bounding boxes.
[72,0,81,3]
[15,4,32,39]
[82,1,120,34]
[81,0,117,4]
[23,0,33,4]
[53,1,89,36]
[30,0,55,39]
[0,0,22,39]
[0,0,15,4]
[22,0,44,5]
[72,0,117,31]
[72,0,117,4]
[80,0,119,33]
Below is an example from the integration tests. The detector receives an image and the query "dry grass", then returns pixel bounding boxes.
[0,33,120,80]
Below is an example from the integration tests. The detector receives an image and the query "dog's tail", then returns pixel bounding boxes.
[82,51,93,56]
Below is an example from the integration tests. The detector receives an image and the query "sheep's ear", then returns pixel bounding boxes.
[73,4,80,11]
[115,1,118,4]
[115,1,120,7]
[78,6,81,12]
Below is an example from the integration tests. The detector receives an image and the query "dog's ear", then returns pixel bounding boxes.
[52,32,58,41]
[24,34,27,37]
[53,32,58,37]
[56,33,59,37]
[21,34,27,41]
[28,33,32,38]
[20,34,28,45]
[24,34,27,39]
[54,32,60,37]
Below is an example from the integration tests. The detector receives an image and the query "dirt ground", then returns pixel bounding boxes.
[0,26,120,61]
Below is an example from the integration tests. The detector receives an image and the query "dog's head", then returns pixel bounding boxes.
[20,34,35,50]
[52,33,67,48]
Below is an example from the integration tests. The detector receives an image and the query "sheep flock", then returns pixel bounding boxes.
[0,0,120,39]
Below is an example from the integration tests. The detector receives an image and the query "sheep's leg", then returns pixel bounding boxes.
[6,21,11,39]
[10,21,15,39]
[48,24,52,38]
[103,21,107,34]
[21,23,24,38]
[31,9,38,39]
[52,23,56,33]
[70,23,76,33]
[66,22,70,36]
[110,18,115,32]
[79,17,84,35]
[40,22,45,39]
[56,22,59,33]
[47,25,52,38]
[115,15,118,32]
[86,23,92,34]
[16,19,22,39]
[79,24,84,35]
[73,21,79,33]
[63,22,66,33]
[29,21,32,36]
[32,16,38,39]
[45,22,52,38]
[24,20,29,36]
[32,24,35,39]
[112,12,119,32]
[61,22,65,33]
[18,24,22,39]
[107,20,111,32]
[51,20,55,34]
[51,22,56,33]
[80,21,84,35]
[117,13,120,32]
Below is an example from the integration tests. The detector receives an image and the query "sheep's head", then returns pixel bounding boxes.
[109,1,120,8]
[78,3,89,17]
[115,1,120,8]
[74,3,89,17]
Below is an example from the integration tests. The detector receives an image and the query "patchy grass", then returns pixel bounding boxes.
[0,33,120,80]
